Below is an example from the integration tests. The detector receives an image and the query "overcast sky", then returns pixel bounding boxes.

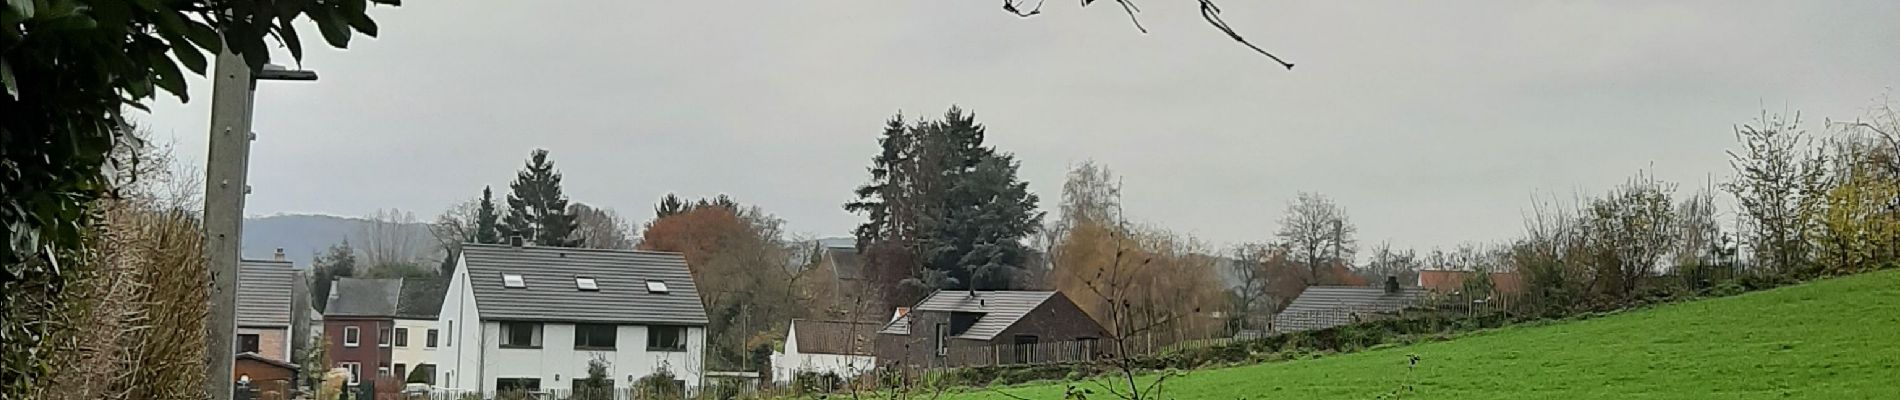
[139,1,1900,253]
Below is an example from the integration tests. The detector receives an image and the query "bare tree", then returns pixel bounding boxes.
[429,198,481,274]
[359,208,426,272]
[1227,243,1272,328]
[568,203,635,250]
[1276,192,1358,285]
[1363,241,1422,285]
[1723,112,1829,275]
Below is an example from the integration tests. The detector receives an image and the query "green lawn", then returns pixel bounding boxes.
[959,270,1900,399]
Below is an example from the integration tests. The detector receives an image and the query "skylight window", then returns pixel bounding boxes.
[576,277,599,291]
[502,274,525,288]
[645,280,669,294]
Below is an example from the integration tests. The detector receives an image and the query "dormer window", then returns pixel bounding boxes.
[575,277,599,291]
[645,280,668,294]
[503,274,525,288]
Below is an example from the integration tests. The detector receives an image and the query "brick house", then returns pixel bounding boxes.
[237,258,297,362]
[324,277,402,387]
[876,290,1107,368]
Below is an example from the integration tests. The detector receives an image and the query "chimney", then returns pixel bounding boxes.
[1384,276,1401,294]
[273,248,286,262]
[509,235,525,248]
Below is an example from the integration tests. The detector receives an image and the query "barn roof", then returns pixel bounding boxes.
[790,319,881,356]
[1271,286,1427,333]
[879,291,1057,341]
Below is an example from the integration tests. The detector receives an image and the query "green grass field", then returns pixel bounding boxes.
[958,270,1900,399]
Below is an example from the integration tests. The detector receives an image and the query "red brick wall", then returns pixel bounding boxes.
[324,317,393,382]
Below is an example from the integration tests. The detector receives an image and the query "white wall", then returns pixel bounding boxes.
[391,318,440,382]
[480,322,706,391]
[771,323,875,383]
[437,256,484,390]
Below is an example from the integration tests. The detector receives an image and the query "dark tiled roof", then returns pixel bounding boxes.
[461,243,709,325]
[878,291,1056,340]
[396,276,449,319]
[791,319,881,356]
[325,278,402,317]
[238,259,296,327]
[824,246,863,280]
[1271,286,1427,333]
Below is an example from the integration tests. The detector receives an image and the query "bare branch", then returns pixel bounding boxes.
[1115,0,1149,33]
[1003,0,1044,17]
[1199,0,1295,69]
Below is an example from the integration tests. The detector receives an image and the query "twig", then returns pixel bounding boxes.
[1198,0,1295,69]
[1003,0,1044,17]
[1114,0,1148,33]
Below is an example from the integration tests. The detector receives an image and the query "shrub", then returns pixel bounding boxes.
[633,367,685,400]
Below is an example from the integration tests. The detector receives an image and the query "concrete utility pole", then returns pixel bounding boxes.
[202,46,315,400]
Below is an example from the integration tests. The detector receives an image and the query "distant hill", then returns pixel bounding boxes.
[242,214,435,268]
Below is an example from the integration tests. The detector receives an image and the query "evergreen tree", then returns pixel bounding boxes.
[309,240,360,312]
[847,107,1044,295]
[475,186,501,244]
[655,193,687,218]
[502,149,581,247]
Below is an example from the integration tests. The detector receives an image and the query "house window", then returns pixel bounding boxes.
[574,324,618,350]
[343,326,361,347]
[394,327,409,347]
[645,280,669,294]
[338,362,361,385]
[446,321,453,347]
[394,364,407,382]
[576,276,599,291]
[934,324,948,356]
[237,334,260,354]
[378,363,390,378]
[496,378,542,392]
[379,328,392,348]
[646,326,686,351]
[426,329,440,348]
[500,322,543,348]
[503,274,526,288]
[570,378,616,392]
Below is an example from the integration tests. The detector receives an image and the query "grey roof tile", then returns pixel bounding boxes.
[791,319,882,356]
[878,291,1056,341]
[461,243,708,325]
[325,278,402,317]
[396,276,449,319]
[1270,286,1427,332]
[238,259,296,327]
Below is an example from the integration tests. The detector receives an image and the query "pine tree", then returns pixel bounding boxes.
[655,193,687,218]
[475,186,500,244]
[502,149,581,247]
[847,107,1043,295]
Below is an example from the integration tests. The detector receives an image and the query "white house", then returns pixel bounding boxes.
[437,242,710,394]
[392,277,449,384]
[770,319,879,384]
